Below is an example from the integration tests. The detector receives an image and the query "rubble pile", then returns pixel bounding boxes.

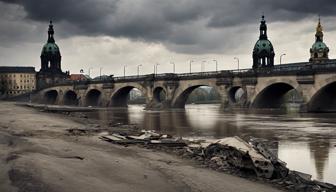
[100,130,186,147]
[100,131,336,192]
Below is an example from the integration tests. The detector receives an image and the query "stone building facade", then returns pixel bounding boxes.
[0,67,36,97]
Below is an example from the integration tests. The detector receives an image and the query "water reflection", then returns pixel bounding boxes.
[79,104,336,184]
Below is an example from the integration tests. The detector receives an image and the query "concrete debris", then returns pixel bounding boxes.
[205,136,274,178]
[249,138,288,178]
[99,132,336,192]
[100,130,185,147]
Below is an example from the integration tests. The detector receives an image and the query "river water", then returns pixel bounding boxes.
[83,104,336,184]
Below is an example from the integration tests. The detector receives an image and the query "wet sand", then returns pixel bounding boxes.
[0,101,282,192]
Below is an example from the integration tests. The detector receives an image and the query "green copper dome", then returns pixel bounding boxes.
[41,42,60,55]
[311,41,328,52]
[253,39,274,55]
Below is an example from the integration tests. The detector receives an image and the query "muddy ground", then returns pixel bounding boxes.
[0,101,282,192]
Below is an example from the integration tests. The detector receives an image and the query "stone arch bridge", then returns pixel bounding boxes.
[32,61,336,112]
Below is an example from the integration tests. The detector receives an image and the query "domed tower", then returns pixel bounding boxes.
[37,21,69,88]
[309,17,329,63]
[252,15,275,69]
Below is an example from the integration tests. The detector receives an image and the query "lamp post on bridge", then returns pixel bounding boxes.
[189,60,194,73]
[99,67,103,80]
[170,62,175,73]
[202,61,206,72]
[155,63,160,75]
[234,57,239,71]
[137,64,142,76]
[213,59,218,72]
[280,53,286,65]
[88,67,93,78]
[123,65,127,77]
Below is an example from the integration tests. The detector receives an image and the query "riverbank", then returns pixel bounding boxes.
[0,101,283,192]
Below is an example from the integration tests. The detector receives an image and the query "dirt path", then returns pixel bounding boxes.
[0,101,282,192]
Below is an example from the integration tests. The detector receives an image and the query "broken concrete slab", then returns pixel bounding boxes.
[205,136,274,178]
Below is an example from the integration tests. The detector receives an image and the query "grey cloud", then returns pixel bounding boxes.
[1,0,336,54]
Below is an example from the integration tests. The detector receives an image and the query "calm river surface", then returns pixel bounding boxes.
[83,104,336,184]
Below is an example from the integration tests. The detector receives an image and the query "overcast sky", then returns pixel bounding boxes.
[1,0,336,77]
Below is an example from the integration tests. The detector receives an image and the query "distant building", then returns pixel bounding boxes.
[309,17,329,63]
[36,21,69,89]
[70,74,91,81]
[0,66,36,97]
[252,15,275,69]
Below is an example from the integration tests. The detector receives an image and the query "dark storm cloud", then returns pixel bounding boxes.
[1,0,336,53]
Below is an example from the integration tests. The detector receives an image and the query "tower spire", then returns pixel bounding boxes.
[309,16,329,63]
[315,16,323,42]
[48,20,55,43]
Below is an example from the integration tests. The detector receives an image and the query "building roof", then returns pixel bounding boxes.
[70,74,92,80]
[0,66,36,74]
[254,39,274,55]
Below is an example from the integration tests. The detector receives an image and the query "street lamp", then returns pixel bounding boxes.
[123,65,127,77]
[280,53,286,65]
[88,67,93,77]
[170,62,175,73]
[137,64,142,76]
[155,63,160,75]
[189,60,194,73]
[213,59,218,72]
[202,61,206,72]
[99,67,103,80]
[234,57,239,71]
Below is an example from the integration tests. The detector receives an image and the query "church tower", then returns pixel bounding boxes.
[252,15,275,69]
[309,17,329,63]
[37,21,69,88]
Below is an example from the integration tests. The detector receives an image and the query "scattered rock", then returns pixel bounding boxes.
[63,156,84,160]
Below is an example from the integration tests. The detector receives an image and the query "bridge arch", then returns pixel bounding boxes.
[110,85,146,107]
[308,81,336,112]
[251,80,301,109]
[43,90,58,105]
[228,86,245,103]
[63,90,78,106]
[85,89,102,107]
[172,84,221,108]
